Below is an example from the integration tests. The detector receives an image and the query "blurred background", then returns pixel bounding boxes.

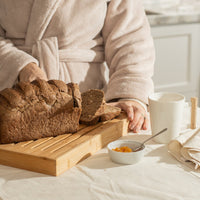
[142,0,200,105]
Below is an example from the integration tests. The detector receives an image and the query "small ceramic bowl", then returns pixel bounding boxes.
[107,140,145,165]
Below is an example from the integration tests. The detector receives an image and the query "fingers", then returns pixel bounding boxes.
[106,101,149,133]
[19,63,47,82]
[142,115,150,130]
[134,116,145,133]
[118,101,148,133]
[117,102,133,121]
[126,106,134,121]
[129,112,144,133]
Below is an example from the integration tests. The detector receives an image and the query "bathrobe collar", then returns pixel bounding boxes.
[25,0,62,46]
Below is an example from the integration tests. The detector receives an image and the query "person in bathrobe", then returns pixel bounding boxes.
[0,0,155,133]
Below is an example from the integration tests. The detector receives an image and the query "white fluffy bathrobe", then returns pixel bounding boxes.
[0,0,155,104]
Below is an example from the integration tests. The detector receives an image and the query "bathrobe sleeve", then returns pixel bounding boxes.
[0,25,38,90]
[102,0,155,105]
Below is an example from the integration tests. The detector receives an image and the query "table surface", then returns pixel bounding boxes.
[0,107,200,200]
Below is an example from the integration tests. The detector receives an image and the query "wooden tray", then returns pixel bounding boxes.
[0,114,128,176]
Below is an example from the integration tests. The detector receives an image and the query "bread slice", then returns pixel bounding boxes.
[80,89,105,125]
[100,105,121,122]
[80,89,121,125]
[0,79,82,144]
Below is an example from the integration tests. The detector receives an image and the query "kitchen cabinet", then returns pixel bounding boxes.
[151,23,200,103]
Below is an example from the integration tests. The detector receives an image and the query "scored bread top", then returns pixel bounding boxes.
[0,79,82,144]
[0,79,81,114]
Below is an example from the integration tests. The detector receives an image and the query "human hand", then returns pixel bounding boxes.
[19,62,47,82]
[107,100,149,133]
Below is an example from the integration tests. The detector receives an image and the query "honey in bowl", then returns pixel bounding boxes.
[112,146,132,152]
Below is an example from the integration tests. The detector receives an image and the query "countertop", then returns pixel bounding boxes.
[147,12,200,26]
[146,4,200,26]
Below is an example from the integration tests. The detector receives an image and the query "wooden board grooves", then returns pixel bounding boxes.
[29,137,54,149]
[0,114,128,176]
[36,123,103,155]
[20,140,35,147]
[33,134,72,151]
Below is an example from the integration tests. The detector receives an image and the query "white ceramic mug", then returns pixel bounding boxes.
[148,92,185,144]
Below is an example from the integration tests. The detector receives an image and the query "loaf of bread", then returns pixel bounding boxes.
[80,89,121,125]
[0,79,82,144]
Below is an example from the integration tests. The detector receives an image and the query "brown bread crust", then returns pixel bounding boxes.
[0,79,82,144]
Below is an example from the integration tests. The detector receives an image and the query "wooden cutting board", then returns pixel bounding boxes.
[0,113,128,176]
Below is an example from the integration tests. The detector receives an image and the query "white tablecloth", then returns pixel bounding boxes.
[0,106,200,200]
